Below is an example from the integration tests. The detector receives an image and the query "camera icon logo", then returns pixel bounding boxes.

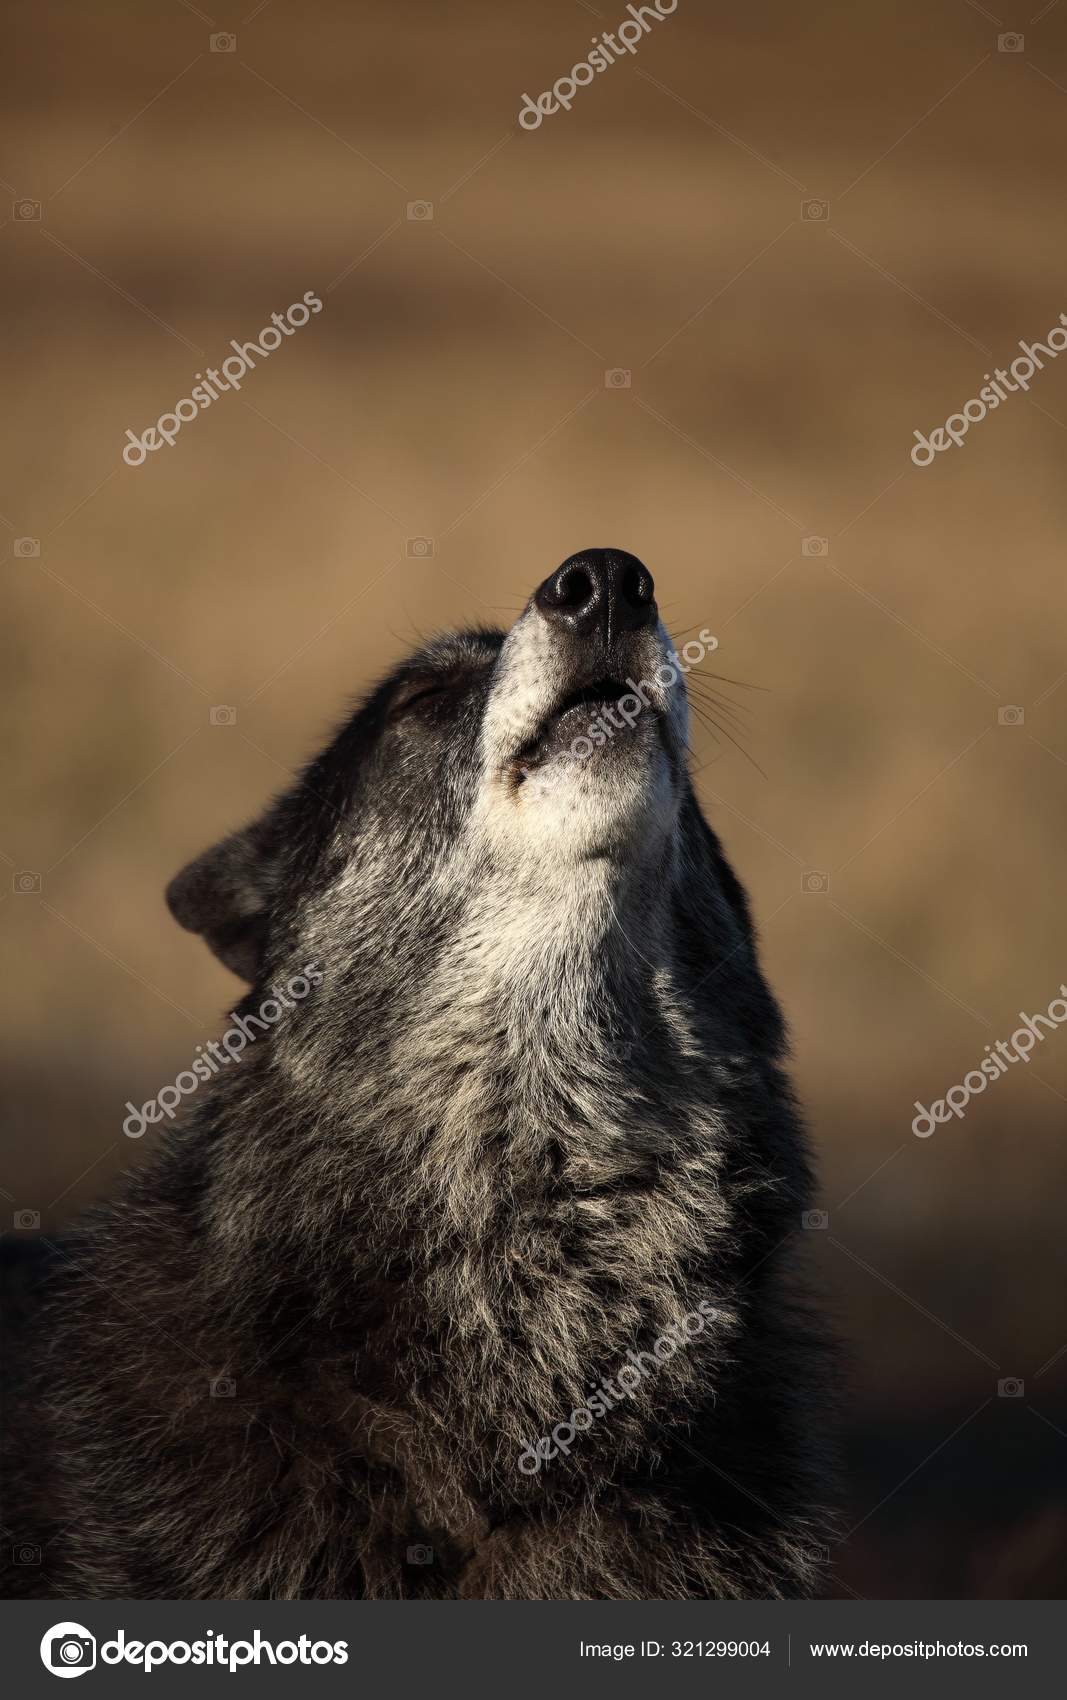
[209,705,237,727]
[210,1376,237,1398]
[210,32,237,52]
[802,1210,829,1230]
[14,538,41,558]
[406,200,434,221]
[13,870,42,895]
[998,32,1024,53]
[13,199,42,221]
[14,1542,41,1564]
[802,536,829,557]
[406,537,435,558]
[801,870,829,895]
[604,368,631,389]
[406,1543,434,1565]
[14,1209,41,1230]
[802,199,830,221]
[40,1623,96,1678]
[997,1377,1024,1398]
[997,705,1024,726]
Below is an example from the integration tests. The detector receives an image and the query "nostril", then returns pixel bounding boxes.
[536,562,599,627]
[556,566,593,610]
[621,563,653,609]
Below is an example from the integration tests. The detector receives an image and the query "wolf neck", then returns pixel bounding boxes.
[428,862,668,1066]
[364,857,698,1213]
[204,856,705,1303]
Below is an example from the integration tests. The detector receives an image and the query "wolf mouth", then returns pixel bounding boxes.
[515,675,650,773]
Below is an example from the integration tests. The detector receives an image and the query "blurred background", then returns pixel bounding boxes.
[3,0,1067,1598]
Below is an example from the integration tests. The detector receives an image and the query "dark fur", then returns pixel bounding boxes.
[2,591,835,1599]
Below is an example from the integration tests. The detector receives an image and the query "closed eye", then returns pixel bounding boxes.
[387,675,457,720]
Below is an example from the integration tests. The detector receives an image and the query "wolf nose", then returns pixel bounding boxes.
[534,549,656,643]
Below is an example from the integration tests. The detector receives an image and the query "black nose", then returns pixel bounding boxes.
[534,548,656,645]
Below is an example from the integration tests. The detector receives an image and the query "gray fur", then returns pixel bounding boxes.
[2,563,836,1599]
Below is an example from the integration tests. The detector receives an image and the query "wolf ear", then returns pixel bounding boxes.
[165,818,280,981]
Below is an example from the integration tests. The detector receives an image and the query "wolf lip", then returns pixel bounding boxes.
[550,676,631,727]
[515,676,639,771]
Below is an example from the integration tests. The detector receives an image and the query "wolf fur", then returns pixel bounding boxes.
[2,555,835,1599]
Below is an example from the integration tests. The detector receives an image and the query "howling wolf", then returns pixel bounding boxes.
[2,549,834,1599]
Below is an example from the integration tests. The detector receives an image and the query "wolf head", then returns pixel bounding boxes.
[166,550,783,1105]
[173,552,715,950]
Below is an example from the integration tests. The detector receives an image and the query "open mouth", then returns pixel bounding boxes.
[514,675,644,773]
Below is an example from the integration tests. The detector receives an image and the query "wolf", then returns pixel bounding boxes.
[2,548,835,1599]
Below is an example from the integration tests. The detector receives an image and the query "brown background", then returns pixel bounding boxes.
[3,0,1067,1598]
